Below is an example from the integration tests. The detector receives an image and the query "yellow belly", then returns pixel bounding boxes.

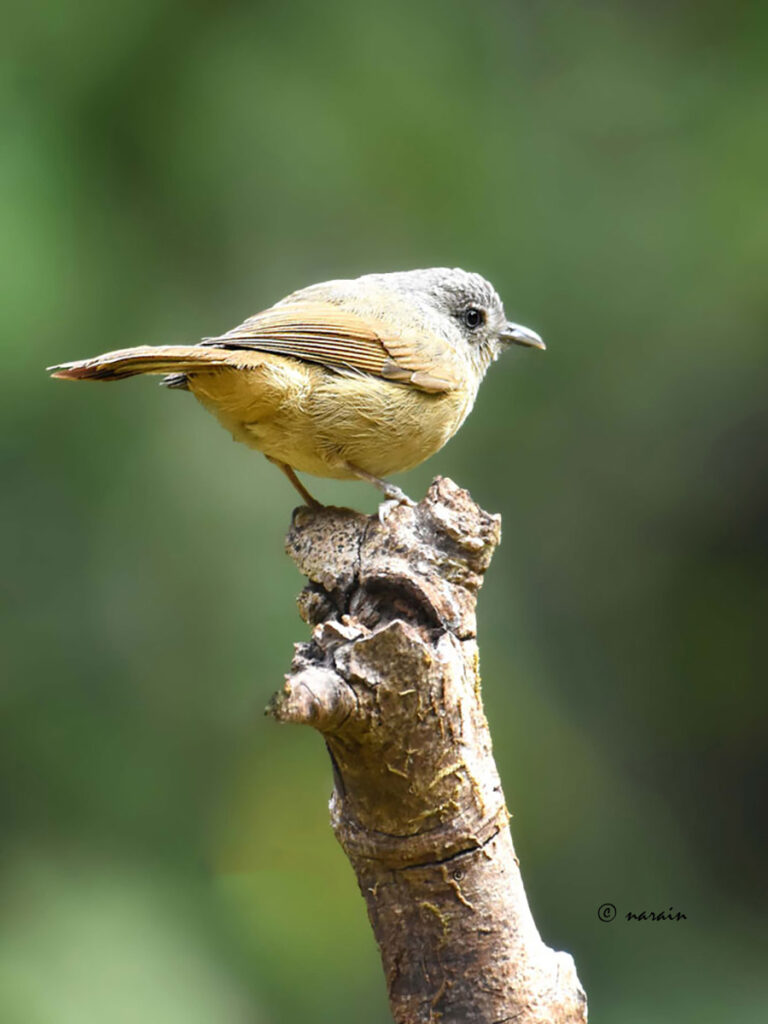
[187,356,474,479]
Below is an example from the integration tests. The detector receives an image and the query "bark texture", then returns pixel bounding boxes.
[267,477,587,1024]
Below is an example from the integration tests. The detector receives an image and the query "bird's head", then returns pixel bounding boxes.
[370,267,545,376]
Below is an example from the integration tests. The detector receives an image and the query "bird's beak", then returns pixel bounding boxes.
[499,322,546,350]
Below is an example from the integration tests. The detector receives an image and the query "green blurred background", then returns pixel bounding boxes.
[2,1,766,1020]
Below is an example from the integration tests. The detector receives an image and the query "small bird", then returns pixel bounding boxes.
[49,268,544,506]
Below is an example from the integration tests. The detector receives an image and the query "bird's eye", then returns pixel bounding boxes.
[462,307,484,330]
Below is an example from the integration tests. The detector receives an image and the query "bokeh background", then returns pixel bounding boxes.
[2,1,766,1020]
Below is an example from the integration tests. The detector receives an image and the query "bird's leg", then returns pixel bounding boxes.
[343,463,416,507]
[266,457,322,508]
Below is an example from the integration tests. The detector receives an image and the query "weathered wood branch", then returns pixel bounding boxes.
[267,477,587,1024]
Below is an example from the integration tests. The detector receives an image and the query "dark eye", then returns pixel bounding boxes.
[462,307,484,330]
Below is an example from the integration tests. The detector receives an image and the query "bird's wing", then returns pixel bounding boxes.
[199,301,460,394]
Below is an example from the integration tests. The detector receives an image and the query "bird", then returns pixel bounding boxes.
[48,267,544,507]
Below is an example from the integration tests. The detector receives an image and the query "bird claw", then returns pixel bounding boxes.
[377,487,416,524]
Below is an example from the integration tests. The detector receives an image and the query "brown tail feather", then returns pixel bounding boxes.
[48,345,234,382]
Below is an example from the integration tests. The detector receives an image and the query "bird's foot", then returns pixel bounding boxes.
[342,462,416,519]
[382,482,415,504]
[377,486,416,524]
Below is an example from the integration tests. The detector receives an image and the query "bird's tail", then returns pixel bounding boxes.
[48,345,234,382]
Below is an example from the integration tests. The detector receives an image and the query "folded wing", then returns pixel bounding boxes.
[200,301,459,394]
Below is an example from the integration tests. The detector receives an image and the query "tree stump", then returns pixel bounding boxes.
[267,477,587,1024]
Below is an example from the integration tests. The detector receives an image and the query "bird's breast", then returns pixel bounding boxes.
[188,357,475,479]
